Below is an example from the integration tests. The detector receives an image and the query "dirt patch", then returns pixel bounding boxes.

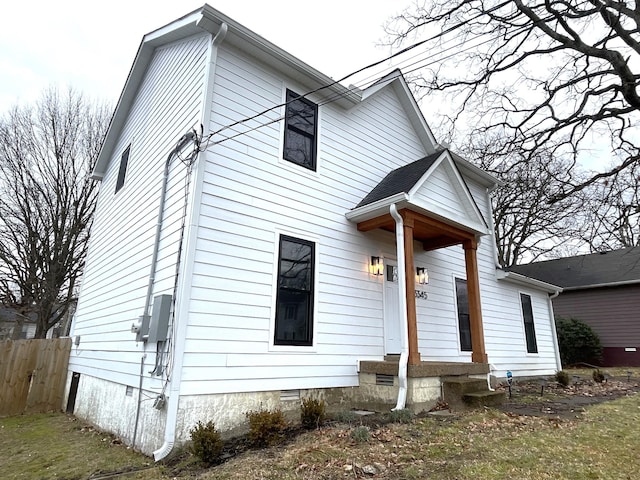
[497,374,640,419]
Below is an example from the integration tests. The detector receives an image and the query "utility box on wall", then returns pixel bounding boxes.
[147,294,172,343]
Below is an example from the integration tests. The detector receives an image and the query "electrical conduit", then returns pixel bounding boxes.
[390,204,409,411]
[153,22,228,462]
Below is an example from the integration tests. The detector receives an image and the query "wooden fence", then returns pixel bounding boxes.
[0,338,72,416]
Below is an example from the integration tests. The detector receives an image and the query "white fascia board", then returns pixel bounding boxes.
[93,4,361,179]
[362,70,437,155]
[345,193,409,222]
[496,270,563,294]
[449,151,501,189]
[407,151,488,232]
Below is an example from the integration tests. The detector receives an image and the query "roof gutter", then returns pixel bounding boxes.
[390,204,409,411]
[548,289,562,371]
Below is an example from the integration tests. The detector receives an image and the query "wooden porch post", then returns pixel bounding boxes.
[463,238,488,363]
[402,215,421,366]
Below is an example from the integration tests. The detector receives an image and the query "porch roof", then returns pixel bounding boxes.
[346,150,492,238]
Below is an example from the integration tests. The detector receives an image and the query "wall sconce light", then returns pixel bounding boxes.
[416,267,429,285]
[370,256,383,276]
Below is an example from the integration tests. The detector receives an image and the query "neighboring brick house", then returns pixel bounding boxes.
[511,247,640,367]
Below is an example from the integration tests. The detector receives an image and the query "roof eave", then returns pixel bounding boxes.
[496,270,563,294]
[93,4,361,179]
[346,193,410,222]
[563,278,640,291]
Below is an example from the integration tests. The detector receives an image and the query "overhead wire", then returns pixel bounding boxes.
[198,0,516,151]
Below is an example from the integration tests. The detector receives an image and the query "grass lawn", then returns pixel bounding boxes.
[1,368,639,479]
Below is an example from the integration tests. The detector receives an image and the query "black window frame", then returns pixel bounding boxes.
[274,235,315,346]
[455,277,472,352]
[115,144,131,193]
[283,89,318,171]
[520,293,538,354]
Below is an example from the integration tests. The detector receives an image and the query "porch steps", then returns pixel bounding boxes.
[442,376,505,410]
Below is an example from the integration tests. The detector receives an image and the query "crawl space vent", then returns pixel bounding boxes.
[376,374,395,386]
[280,390,301,401]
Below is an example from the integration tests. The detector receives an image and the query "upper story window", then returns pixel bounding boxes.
[115,144,131,193]
[274,235,315,346]
[455,277,472,352]
[520,293,538,353]
[283,90,317,171]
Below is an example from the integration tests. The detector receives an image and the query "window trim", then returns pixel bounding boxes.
[282,89,318,171]
[454,276,473,353]
[271,232,317,349]
[519,292,539,354]
[115,144,131,193]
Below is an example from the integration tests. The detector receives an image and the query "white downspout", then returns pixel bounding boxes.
[153,23,228,462]
[390,204,409,411]
[548,290,562,371]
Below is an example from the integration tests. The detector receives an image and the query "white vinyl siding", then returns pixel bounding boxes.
[69,33,209,388]
[178,44,427,395]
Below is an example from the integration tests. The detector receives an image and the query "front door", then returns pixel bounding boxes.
[383,260,402,354]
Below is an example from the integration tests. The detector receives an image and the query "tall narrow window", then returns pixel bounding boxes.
[283,89,317,170]
[455,278,472,351]
[115,145,131,193]
[274,235,315,346]
[520,293,538,353]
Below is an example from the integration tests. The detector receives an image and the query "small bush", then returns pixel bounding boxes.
[245,407,288,447]
[333,410,358,423]
[389,408,414,424]
[350,426,370,443]
[555,370,570,387]
[555,317,603,366]
[189,420,223,465]
[593,369,606,383]
[300,398,326,429]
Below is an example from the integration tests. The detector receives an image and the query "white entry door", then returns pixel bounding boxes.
[383,261,401,354]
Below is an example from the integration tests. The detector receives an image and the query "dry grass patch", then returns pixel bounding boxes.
[0,413,160,480]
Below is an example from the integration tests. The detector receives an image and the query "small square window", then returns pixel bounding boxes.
[283,90,317,170]
[115,145,131,193]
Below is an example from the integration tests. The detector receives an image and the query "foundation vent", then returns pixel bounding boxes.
[376,374,395,386]
[280,389,301,401]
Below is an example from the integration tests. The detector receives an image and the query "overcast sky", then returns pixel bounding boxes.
[0,0,408,111]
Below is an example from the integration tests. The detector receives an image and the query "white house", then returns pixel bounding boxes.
[66,5,562,458]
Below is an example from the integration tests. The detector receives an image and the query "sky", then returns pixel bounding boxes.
[0,0,409,111]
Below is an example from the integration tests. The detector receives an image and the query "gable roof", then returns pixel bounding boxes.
[510,247,640,290]
[355,152,441,208]
[93,6,440,180]
[347,149,495,235]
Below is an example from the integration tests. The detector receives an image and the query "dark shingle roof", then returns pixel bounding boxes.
[510,247,640,288]
[355,152,441,208]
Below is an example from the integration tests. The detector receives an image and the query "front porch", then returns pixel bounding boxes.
[351,360,503,412]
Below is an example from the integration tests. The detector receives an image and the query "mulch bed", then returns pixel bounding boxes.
[497,374,640,419]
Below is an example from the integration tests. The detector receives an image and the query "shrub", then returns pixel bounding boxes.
[555,370,570,387]
[245,407,288,447]
[389,408,414,424]
[189,420,223,465]
[555,317,603,366]
[350,425,370,443]
[333,410,358,423]
[593,369,606,383]
[300,398,326,429]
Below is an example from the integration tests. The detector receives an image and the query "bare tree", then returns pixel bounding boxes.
[583,165,640,250]
[385,0,640,201]
[461,137,588,266]
[0,88,110,338]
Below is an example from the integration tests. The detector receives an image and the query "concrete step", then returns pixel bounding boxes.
[463,390,505,408]
[442,376,488,397]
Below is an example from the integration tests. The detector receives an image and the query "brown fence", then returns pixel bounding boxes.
[0,338,72,416]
